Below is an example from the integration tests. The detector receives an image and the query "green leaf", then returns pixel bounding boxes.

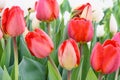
[0,67,3,79]
[86,68,97,80]
[60,0,71,14]
[17,35,32,60]
[19,57,47,80]
[2,66,12,80]
[0,38,11,68]
[81,43,90,80]
[62,69,67,80]
[48,61,62,80]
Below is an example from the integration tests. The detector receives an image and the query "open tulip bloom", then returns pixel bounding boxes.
[90,39,120,74]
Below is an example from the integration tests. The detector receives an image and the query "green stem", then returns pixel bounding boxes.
[13,37,18,80]
[98,73,103,80]
[47,22,50,36]
[67,70,71,80]
[115,69,119,80]
[47,22,61,80]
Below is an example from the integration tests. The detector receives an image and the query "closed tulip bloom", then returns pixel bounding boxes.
[110,14,118,35]
[68,17,93,42]
[58,38,80,70]
[90,40,120,74]
[25,28,54,58]
[1,6,26,37]
[72,3,92,21]
[35,0,59,22]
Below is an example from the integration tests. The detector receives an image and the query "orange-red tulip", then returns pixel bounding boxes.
[25,28,54,58]
[90,40,120,74]
[58,38,80,70]
[35,0,59,22]
[68,17,93,43]
[1,6,26,37]
[72,3,92,21]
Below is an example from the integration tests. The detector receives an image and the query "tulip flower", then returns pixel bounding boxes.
[25,28,54,58]
[90,40,120,74]
[35,0,59,22]
[58,38,80,70]
[110,14,118,35]
[72,3,92,21]
[1,6,26,37]
[68,17,93,43]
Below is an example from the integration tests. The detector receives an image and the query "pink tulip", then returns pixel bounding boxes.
[25,28,54,58]
[58,38,80,70]
[1,6,26,37]
[68,17,93,43]
[90,40,120,74]
[35,0,59,22]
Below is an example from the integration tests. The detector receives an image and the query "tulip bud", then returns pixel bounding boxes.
[25,28,54,58]
[96,24,105,37]
[72,3,92,21]
[92,9,104,23]
[68,17,94,43]
[58,38,80,70]
[90,40,120,74]
[1,6,26,37]
[35,0,59,22]
[110,14,118,35]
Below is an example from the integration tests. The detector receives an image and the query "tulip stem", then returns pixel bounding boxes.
[67,70,71,80]
[13,37,18,80]
[115,69,119,80]
[47,22,50,36]
[48,56,61,79]
[98,73,103,80]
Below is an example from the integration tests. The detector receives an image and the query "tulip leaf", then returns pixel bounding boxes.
[48,61,62,80]
[0,38,11,68]
[19,57,47,80]
[0,67,3,79]
[2,66,12,80]
[17,36,32,59]
[86,68,97,80]
[81,43,90,80]
[60,0,71,15]
[62,69,67,80]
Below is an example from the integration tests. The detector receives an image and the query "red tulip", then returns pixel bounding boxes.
[68,17,93,43]
[1,6,26,37]
[35,0,59,22]
[58,38,80,70]
[25,28,54,58]
[90,40,120,74]
[72,3,92,21]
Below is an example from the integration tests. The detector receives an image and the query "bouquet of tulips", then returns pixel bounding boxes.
[0,0,120,80]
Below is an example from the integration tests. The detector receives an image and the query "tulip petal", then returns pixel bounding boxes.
[90,42,103,72]
[61,41,77,70]
[102,45,120,74]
